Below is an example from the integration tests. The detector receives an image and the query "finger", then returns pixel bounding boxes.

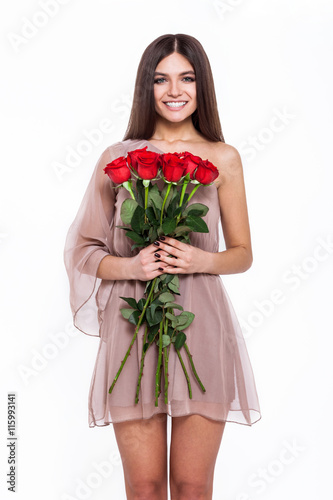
[154,240,182,259]
[159,236,187,251]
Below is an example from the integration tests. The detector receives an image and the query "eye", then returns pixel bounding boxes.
[154,77,166,84]
[183,76,195,82]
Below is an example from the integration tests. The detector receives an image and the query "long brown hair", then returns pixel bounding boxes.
[123,34,225,143]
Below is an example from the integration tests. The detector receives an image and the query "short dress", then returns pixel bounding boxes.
[63,138,262,427]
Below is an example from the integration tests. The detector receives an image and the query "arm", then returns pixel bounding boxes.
[153,144,253,275]
[96,255,134,280]
[204,144,253,274]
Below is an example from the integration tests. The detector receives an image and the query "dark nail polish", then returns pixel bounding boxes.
[159,236,166,240]
[154,252,160,258]
[158,267,163,271]
[154,241,160,246]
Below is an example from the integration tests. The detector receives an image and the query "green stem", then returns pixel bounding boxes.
[163,346,169,404]
[135,325,148,404]
[160,183,172,227]
[184,342,206,393]
[167,327,176,359]
[176,179,190,224]
[187,183,200,203]
[108,276,158,395]
[176,348,192,399]
[155,319,164,406]
[163,314,169,404]
[144,185,148,224]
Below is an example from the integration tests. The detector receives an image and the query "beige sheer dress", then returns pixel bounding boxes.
[63,138,262,427]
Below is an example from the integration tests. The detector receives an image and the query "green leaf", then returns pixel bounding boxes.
[135,179,145,207]
[168,275,180,294]
[143,342,150,353]
[125,231,145,244]
[149,299,163,319]
[164,302,183,311]
[146,207,156,223]
[144,279,153,295]
[131,243,145,251]
[148,188,163,211]
[137,298,146,311]
[159,292,175,303]
[146,306,163,326]
[163,274,174,284]
[174,331,187,349]
[162,335,171,347]
[183,203,209,217]
[157,226,164,237]
[129,310,141,326]
[131,205,145,233]
[162,218,177,235]
[186,215,209,233]
[148,323,160,342]
[165,312,177,322]
[176,312,195,330]
[120,296,138,309]
[120,308,136,320]
[120,199,139,225]
[172,225,192,237]
[170,274,179,287]
[168,283,180,295]
[148,225,158,243]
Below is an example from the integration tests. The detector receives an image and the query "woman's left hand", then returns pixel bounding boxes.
[152,236,208,275]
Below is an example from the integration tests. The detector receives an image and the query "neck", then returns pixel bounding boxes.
[151,116,200,144]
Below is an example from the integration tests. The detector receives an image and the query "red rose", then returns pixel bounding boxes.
[104,156,131,184]
[127,147,161,180]
[181,151,202,180]
[194,159,219,185]
[161,153,187,182]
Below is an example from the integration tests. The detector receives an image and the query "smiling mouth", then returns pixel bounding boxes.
[163,101,188,108]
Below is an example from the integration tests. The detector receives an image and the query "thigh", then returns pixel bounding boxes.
[170,414,225,487]
[113,412,168,486]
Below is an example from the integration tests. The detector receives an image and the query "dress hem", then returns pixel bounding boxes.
[88,405,262,428]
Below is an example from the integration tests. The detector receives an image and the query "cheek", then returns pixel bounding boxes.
[154,86,164,105]
[191,87,197,105]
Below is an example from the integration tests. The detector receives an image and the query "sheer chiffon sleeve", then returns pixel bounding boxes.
[63,142,124,337]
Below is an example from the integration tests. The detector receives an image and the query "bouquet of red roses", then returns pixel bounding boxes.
[103,146,219,406]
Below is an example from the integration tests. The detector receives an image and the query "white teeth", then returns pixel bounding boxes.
[165,101,187,108]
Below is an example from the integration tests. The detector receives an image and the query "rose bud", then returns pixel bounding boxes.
[127,147,161,180]
[181,151,202,180]
[194,159,219,185]
[104,156,131,184]
[161,153,187,183]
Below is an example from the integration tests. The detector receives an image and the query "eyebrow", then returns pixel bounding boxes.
[154,70,196,76]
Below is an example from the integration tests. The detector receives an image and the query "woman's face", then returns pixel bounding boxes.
[153,52,197,123]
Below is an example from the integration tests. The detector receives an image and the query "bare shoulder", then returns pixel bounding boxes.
[208,142,243,189]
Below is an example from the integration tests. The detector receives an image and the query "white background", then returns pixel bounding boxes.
[1,0,332,498]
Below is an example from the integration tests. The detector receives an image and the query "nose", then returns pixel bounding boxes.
[167,79,182,97]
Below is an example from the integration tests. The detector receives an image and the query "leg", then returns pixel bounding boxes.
[113,412,168,500]
[170,414,226,500]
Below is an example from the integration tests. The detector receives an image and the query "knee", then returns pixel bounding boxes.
[129,479,165,499]
[171,478,211,499]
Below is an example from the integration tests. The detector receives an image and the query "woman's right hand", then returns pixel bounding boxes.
[129,241,173,281]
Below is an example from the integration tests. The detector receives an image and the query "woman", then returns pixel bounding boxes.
[64,33,261,499]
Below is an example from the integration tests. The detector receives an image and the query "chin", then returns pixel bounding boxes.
[156,106,196,123]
